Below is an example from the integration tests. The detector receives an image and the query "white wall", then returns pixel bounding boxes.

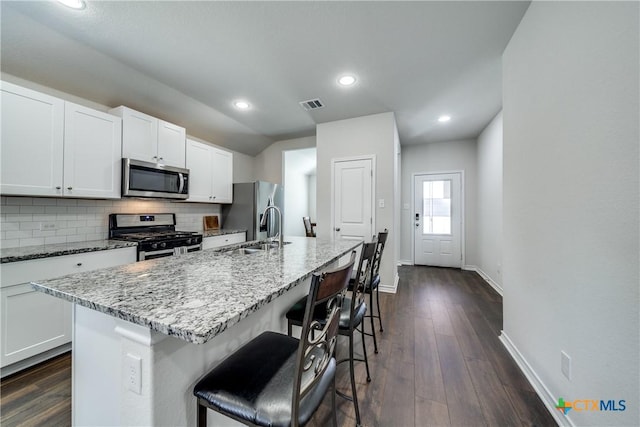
[502,2,639,426]
[283,151,309,237]
[476,111,503,292]
[307,174,317,221]
[317,112,398,291]
[400,139,478,267]
[232,151,255,183]
[253,136,316,184]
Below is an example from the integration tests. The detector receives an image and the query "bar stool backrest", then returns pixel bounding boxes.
[349,241,377,323]
[292,251,355,422]
[371,229,389,281]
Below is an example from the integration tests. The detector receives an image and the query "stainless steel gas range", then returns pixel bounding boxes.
[109,213,202,261]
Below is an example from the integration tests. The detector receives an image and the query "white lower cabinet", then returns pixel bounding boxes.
[202,232,246,250]
[0,247,136,373]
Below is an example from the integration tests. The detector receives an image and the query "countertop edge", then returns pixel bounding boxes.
[32,240,360,345]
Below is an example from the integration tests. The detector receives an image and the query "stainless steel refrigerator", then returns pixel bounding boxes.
[221,181,284,241]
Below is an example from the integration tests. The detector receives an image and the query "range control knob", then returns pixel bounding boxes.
[160,242,167,248]
[151,243,158,249]
[186,238,192,245]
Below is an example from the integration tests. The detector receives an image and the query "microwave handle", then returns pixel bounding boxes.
[178,173,185,194]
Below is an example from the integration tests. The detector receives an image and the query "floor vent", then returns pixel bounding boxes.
[299,98,324,111]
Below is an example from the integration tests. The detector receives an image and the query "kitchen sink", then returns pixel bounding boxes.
[229,241,292,255]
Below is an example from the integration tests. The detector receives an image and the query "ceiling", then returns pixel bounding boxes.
[1,1,529,156]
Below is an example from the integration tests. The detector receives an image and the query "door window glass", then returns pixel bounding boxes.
[422,180,451,234]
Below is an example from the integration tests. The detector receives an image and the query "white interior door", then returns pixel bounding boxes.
[414,172,462,267]
[333,158,373,244]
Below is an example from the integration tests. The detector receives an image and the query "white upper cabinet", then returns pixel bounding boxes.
[1,81,64,197]
[111,106,186,168]
[64,102,122,199]
[1,81,122,199]
[211,148,233,203]
[186,139,233,204]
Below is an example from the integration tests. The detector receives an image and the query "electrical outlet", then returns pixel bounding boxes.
[378,199,385,208]
[561,351,571,380]
[124,353,142,394]
[40,222,56,231]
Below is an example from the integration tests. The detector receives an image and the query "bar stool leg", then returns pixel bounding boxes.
[360,323,372,382]
[368,291,379,354]
[348,331,362,427]
[197,400,207,427]
[331,376,338,427]
[376,287,384,332]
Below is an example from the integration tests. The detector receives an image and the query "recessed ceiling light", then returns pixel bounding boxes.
[233,100,250,110]
[437,115,451,123]
[57,0,86,9]
[338,75,357,86]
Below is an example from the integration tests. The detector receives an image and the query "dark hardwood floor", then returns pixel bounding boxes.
[0,266,556,427]
[0,352,71,427]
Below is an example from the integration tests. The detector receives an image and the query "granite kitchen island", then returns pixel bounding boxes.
[32,236,360,427]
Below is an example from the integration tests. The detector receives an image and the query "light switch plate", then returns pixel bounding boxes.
[124,353,142,394]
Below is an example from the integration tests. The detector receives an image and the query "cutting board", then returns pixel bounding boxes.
[203,215,220,232]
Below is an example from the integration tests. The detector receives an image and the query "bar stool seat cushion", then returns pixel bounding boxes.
[286,296,366,329]
[193,331,336,427]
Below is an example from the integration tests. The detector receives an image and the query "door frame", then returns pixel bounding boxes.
[412,170,465,267]
[330,155,376,242]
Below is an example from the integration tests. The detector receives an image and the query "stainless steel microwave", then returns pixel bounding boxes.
[122,158,189,200]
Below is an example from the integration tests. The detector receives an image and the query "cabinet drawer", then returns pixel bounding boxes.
[202,232,246,250]
[1,247,136,288]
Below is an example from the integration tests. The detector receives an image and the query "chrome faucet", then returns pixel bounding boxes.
[260,205,283,248]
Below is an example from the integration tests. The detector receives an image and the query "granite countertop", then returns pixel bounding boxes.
[202,229,246,238]
[32,236,361,345]
[1,240,138,264]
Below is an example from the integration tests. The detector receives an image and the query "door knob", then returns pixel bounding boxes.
[335,227,341,232]
[415,223,420,227]
[67,187,73,190]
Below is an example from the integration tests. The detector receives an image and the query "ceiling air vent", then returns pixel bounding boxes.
[299,98,324,111]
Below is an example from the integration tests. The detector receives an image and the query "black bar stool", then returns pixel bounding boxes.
[286,241,377,427]
[193,252,356,427]
[351,229,388,354]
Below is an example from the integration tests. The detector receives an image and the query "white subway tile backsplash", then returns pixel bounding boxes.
[2,239,20,248]
[45,206,68,214]
[6,197,31,206]
[34,198,59,206]
[19,222,40,230]
[45,236,67,245]
[1,197,223,248]
[19,237,45,246]
[1,205,20,214]
[1,222,20,231]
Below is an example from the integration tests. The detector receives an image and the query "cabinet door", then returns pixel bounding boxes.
[157,120,186,168]
[118,107,158,163]
[0,284,71,367]
[211,147,233,203]
[64,102,122,199]
[1,81,64,196]
[0,247,136,369]
[185,139,213,202]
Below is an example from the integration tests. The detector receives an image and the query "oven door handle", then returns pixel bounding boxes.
[178,173,185,194]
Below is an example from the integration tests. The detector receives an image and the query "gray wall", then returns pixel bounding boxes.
[317,112,399,291]
[253,136,316,184]
[503,2,639,425]
[476,111,503,291]
[400,139,478,267]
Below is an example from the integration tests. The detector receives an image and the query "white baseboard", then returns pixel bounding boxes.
[499,332,573,427]
[463,265,503,296]
[1,343,71,378]
[379,272,399,294]
[398,259,413,266]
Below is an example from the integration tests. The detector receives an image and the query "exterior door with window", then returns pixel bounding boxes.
[414,173,462,267]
